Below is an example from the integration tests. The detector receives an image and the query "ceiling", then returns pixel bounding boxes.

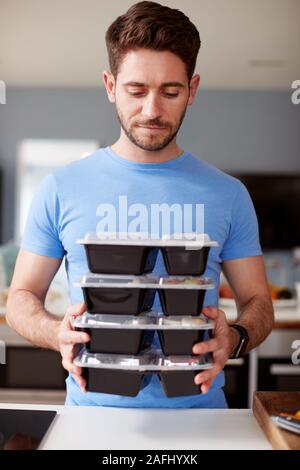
[0,0,299,89]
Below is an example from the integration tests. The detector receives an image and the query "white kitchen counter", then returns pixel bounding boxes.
[0,403,272,450]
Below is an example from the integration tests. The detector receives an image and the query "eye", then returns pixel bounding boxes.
[129,92,178,98]
[163,93,179,98]
[131,93,145,97]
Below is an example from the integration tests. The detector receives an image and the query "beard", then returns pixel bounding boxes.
[116,105,188,152]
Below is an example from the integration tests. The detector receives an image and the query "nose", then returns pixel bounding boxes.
[142,92,162,119]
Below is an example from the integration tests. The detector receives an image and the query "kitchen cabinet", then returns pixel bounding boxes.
[225,305,300,407]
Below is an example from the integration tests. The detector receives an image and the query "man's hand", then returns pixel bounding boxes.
[192,306,239,394]
[58,302,90,392]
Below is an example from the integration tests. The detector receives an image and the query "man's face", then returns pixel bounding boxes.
[108,49,193,151]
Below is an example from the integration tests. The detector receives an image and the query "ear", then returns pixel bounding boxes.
[187,74,200,106]
[103,70,116,103]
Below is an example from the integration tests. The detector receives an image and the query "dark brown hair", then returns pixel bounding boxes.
[105,1,201,81]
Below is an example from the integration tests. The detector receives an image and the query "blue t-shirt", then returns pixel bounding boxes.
[21,146,262,408]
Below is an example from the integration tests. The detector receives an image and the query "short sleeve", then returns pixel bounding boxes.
[21,173,65,259]
[220,181,262,261]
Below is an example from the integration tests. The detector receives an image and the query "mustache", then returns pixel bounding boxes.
[135,120,170,128]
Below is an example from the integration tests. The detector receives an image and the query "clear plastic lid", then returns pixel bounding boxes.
[72,311,214,330]
[77,232,218,249]
[74,348,213,371]
[74,273,214,290]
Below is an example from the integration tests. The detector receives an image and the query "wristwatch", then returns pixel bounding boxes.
[229,324,249,359]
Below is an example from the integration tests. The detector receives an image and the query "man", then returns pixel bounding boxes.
[7,1,274,408]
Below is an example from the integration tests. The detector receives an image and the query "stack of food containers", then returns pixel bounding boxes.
[73,233,218,397]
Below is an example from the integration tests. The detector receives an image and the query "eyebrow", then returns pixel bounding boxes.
[123,81,185,88]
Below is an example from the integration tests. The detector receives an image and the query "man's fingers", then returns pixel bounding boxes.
[194,372,213,393]
[201,306,219,320]
[62,357,82,376]
[72,373,86,392]
[59,330,90,345]
[202,306,226,321]
[62,358,86,391]
[194,364,222,385]
[201,379,213,394]
[193,338,219,355]
[66,302,87,318]
[58,302,88,394]
[61,347,74,362]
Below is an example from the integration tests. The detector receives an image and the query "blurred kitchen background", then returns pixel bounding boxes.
[0,0,299,407]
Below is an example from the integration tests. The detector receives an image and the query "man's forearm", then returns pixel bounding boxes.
[230,294,274,352]
[6,289,61,351]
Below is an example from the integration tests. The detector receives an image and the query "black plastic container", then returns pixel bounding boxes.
[77,328,208,355]
[78,232,218,276]
[161,246,210,275]
[80,329,208,355]
[84,244,159,275]
[85,328,155,355]
[159,371,202,397]
[77,275,213,316]
[82,286,156,315]
[73,313,214,355]
[158,329,206,355]
[82,368,152,396]
[75,348,212,397]
[82,368,202,397]
[158,288,206,316]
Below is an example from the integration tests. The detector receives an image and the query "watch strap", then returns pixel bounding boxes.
[230,324,249,359]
